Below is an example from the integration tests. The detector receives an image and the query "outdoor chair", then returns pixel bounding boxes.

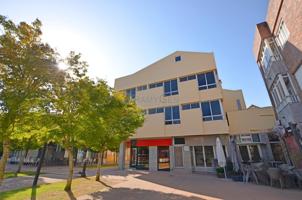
[279,164,296,188]
[293,169,302,189]
[267,167,284,189]
[252,162,269,185]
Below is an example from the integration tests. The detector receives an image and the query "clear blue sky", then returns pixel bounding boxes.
[1,0,270,107]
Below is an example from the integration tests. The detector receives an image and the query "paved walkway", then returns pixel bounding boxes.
[81,169,302,200]
[2,165,302,199]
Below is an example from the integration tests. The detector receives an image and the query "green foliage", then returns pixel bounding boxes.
[216,167,224,174]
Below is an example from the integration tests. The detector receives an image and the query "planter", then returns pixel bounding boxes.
[217,173,225,178]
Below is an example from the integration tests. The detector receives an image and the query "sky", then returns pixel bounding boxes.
[1,0,270,107]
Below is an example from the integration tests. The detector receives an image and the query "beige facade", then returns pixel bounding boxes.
[116,51,281,172]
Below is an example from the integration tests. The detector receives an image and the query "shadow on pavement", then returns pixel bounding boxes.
[90,187,203,200]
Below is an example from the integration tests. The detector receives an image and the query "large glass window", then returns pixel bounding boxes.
[239,146,249,162]
[194,146,204,167]
[197,71,216,90]
[276,21,290,48]
[294,65,302,90]
[126,88,136,99]
[164,106,180,125]
[204,146,214,167]
[201,100,223,121]
[164,79,178,96]
[239,145,261,162]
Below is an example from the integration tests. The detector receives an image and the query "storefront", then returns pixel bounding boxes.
[129,138,172,171]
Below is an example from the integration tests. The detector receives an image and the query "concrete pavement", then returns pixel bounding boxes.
[2,165,302,200]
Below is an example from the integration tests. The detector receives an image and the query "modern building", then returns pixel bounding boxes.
[116,51,284,172]
[253,0,302,168]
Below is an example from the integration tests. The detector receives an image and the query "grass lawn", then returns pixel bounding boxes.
[0,177,110,200]
[4,171,37,179]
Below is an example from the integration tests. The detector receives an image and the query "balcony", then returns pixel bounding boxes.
[276,95,300,113]
[264,55,288,88]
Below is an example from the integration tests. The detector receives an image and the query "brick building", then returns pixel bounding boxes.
[253,0,302,168]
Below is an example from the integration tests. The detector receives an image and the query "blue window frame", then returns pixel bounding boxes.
[165,106,180,125]
[182,102,200,110]
[137,85,147,91]
[164,79,178,96]
[126,88,136,99]
[149,82,163,89]
[197,71,216,90]
[175,56,181,62]
[201,100,223,121]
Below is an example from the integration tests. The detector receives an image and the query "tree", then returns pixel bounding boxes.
[0,15,59,184]
[91,92,144,181]
[50,51,91,191]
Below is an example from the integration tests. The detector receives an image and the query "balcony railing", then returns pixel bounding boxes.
[276,95,300,113]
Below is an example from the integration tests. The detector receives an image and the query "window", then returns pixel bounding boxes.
[149,82,163,89]
[197,71,216,90]
[239,145,261,162]
[236,99,242,110]
[201,100,223,121]
[294,65,302,90]
[204,146,215,167]
[175,56,181,62]
[164,79,178,96]
[174,137,185,145]
[142,110,147,115]
[148,107,164,115]
[179,74,196,82]
[137,85,147,91]
[194,146,204,167]
[276,21,289,48]
[261,46,272,70]
[182,102,200,110]
[165,106,180,125]
[239,146,249,162]
[268,133,285,162]
[126,88,136,99]
[239,134,260,143]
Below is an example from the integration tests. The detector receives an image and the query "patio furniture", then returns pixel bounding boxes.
[292,169,302,188]
[242,162,259,184]
[267,167,284,189]
[252,162,269,185]
[279,164,297,188]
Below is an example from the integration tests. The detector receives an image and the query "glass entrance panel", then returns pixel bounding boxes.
[158,146,170,171]
[130,147,137,168]
[136,147,149,170]
[249,145,261,162]
[239,146,249,162]
[194,146,204,167]
[204,146,214,167]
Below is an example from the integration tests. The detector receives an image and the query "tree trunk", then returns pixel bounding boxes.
[16,148,29,175]
[32,143,47,187]
[64,147,74,191]
[81,149,88,177]
[0,139,10,185]
[95,152,103,181]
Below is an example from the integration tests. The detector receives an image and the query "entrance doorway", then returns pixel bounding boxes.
[130,146,149,170]
[158,146,170,171]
